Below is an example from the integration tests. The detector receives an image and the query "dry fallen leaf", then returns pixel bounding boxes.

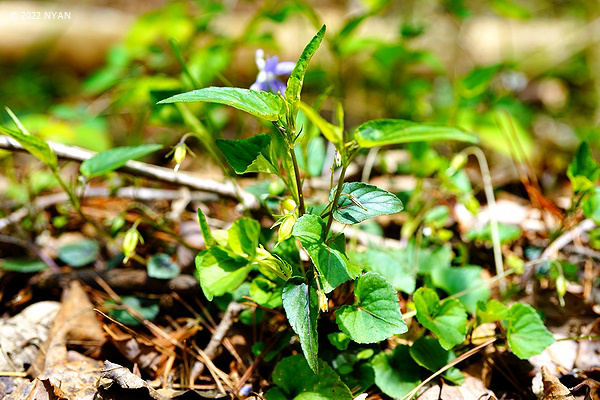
[541,366,575,400]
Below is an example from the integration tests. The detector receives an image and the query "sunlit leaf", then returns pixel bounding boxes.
[336,272,407,343]
[158,87,285,121]
[80,144,162,177]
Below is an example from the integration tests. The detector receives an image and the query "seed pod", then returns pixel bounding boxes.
[278,213,297,243]
[123,228,142,262]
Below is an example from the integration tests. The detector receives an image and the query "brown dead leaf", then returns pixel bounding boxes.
[28,281,106,377]
[418,373,497,400]
[542,366,575,400]
[97,360,170,400]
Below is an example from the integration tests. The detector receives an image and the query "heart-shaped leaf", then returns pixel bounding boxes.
[147,253,180,280]
[409,337,464,385]
[58,239,100,267]
[372,345,421,399]
[507,303,555,359]
[414,287,467,350]
[336,272,407,343]
[267,354,352,399]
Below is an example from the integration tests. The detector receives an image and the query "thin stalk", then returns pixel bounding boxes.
[324,163,348,238]
[289,146,306,216]
[462,146,505,292]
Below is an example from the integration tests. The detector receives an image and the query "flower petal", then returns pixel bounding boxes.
[268,79,287,95]
[275,62,296,76]
[264,56,280,73]
[250,81,264,91]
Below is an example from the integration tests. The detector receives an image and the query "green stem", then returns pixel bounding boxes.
[324,163,348,238]
[289,145,306,216]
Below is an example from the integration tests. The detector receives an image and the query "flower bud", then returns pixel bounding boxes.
[556,275,567,299]
[334,150,342,167]
[123,228,142,262]
[282,197,297,213]
[318,290,329,312]
[174,144,186,165]
[278,213,297,243]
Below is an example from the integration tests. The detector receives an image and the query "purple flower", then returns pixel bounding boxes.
[250,49,295,95]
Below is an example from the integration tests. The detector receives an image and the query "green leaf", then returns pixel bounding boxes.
[409,337,465,385]
[147,253,180,280]
[195,247,251,301]
[431,266,490,314]
[106,296,159,326]
[355,119,479,148]
[307,243,361,293]
[336,272,407,343]
[228,217,260,259]
[349,247,416,294]
[476,299,512,324]
[583,188,600,224]
[286,25,326,106]
[298,102,343,145]
[250,277,283,309]
[268,354,353,399]
[0,125,57,169]
[58,239,100,267]
[197,208,215,247]
[158,87,285,121]
[506,303,555,359]
[327,332,350,351]
[567,141,600,192]
[414,287,467,350]
[80,144,162,177]
[466,222,522,244]
[282,281,319,373]
[295,136,326,177]
[216,134,276,174]
[0,259,48,273]
[330,182,404,224]
[372,345,421,399]
[292,214,326,246]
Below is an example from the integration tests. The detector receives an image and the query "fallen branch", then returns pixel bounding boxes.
[0,136,260,210]
[191,301,245,380]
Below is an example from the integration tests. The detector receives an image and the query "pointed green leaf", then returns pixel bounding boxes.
[0,126,57,169]
[298,101,343,145]
[372,345,421,399]
[268,354,353,399]
[506,303,555,359]
[355,119,479,148]
[336,272,407,343]
[307,243,361,293]
[476,299,511,324]
[158,87,285,121]
[80,144,162,177]
[414,287,467,350]
[286,25,326,106]
[282,281,319,373]
[228,217,260,259]
[330,182,404,224]
[147,253,180,280]
[195,247,250,301]
[567,141,600,192]
[216,134,276,174]
[197,208,215,247]
[292,214,326,245]
[431,266,490,314]
[583,188,600,224]
[0,259,48,273]
[409,337,465,385]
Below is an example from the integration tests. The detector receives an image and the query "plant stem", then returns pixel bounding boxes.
[462,146,505,292]
[289,146,306,216]
[324,163,348,238]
